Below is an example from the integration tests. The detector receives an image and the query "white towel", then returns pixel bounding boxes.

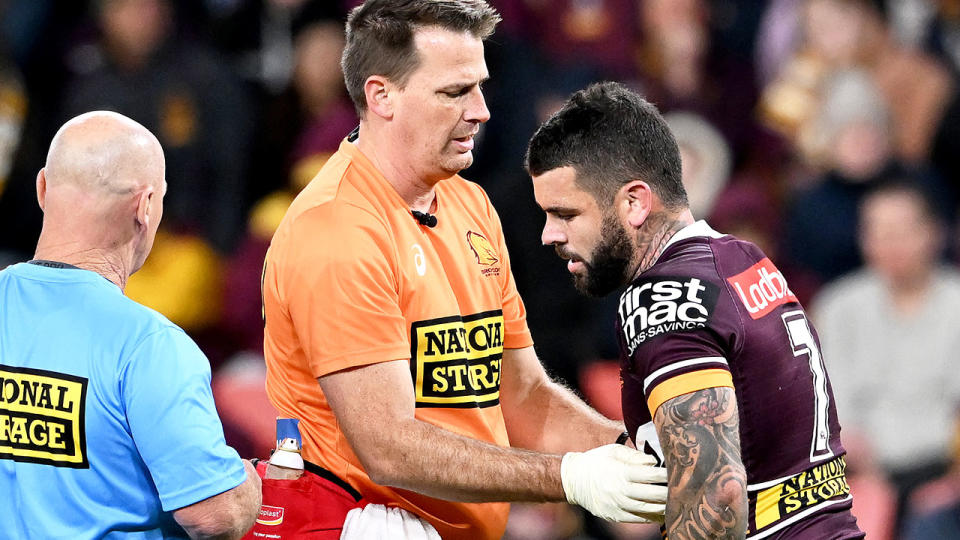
[340,503,441,540]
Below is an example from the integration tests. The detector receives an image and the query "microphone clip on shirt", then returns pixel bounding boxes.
[411,210,438,228]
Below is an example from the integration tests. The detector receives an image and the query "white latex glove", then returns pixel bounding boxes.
[560,443,668,523]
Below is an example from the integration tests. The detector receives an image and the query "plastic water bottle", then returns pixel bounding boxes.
[264,418,304,480]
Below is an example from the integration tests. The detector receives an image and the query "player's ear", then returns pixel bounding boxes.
[623,180,653,228]
[135,186,156,230]
[364,75,394,120]
[36,168,47,211]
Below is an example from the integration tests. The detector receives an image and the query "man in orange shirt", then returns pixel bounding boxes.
[260,1,668,539]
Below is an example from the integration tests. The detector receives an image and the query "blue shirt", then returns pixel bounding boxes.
[0,262,246,539]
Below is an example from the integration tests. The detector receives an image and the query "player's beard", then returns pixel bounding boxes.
[573,212,634,297]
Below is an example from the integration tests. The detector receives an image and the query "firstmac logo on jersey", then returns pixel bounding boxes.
[726,258,797,319]
[618,277,720,354]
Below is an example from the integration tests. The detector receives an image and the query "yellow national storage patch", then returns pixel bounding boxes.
[754,455,850,532]
[0,364,88,468]
[410,310,504,408]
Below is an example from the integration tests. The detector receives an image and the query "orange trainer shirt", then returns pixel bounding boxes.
[262,139,534,540]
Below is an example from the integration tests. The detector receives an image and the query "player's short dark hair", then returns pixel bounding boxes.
[525,82,687,210]
[341,0,500,115]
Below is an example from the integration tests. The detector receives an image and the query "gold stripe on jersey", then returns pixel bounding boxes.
[647,368,733,416]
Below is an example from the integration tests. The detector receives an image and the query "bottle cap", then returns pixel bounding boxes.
[270,418,304,470]
[276,418,302,452]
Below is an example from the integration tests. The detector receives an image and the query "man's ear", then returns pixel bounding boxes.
[622,180,653,228]
[36,169,47,211]
[364,75,395,120]
[135,186,155,230]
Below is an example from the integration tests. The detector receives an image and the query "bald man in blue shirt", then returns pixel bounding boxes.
[0,111,261,539]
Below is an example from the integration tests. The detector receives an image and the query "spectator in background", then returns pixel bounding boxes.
[629,0,761,165]
[520,0,638,80]
[663,111,731,219]
[62,0,253,254]
[0,2,91,262]
[841,431,897,540]
[0,56,26,201]
[759,0,954,167]
[813,181,960,529]
[223,18,354,356]
[204,0,345,94]
[708,181,820,305]
[903,497,960,540]
[0,54,30,262]
[902,403,960,540]
[250,18,356,206]
[783,69,947,284]
[59,0,255,340]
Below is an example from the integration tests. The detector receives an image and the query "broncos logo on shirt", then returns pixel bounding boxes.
[466,231,498,266]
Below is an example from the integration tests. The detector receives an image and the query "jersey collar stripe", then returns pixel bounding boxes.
[642,356,728,393]
[652,220,724,266]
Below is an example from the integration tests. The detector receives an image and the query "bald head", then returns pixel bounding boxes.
[45,111,164,195]
[35,111,167,288]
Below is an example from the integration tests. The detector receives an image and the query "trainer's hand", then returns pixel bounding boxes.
[560,444,668,523]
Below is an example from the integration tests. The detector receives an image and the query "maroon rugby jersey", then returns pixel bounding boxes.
[618,222,863,539]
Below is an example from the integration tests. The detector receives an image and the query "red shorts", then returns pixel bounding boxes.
[241,460,365,540]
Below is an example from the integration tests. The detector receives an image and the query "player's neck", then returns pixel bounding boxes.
[631,209,695,279]
[34,233,129,290]
[354,126,437,213]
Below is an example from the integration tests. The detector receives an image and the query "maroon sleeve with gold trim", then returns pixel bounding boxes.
[618,234,863,539]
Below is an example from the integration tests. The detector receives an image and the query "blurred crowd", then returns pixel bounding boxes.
[3,0,960,538]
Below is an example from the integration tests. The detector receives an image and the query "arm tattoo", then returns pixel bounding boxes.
[655,387,747,539]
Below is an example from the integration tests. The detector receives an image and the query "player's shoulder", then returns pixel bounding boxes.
[108,293,186,336]
[282,148,362,222]
[68,286,192,358]
[618,236,728,357]
[273,153,391,247]
[621,227,792,336]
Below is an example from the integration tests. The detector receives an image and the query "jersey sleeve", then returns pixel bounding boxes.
[121,327,246,512]
[619,275,735,418]
[284,203,410,377]
[484,191,533,350]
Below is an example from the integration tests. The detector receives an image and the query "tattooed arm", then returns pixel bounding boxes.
[654,387,747,539]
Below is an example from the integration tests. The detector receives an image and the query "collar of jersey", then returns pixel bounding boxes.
[13,261,120,290]
[651,220,724,266]
[339,138,450,221]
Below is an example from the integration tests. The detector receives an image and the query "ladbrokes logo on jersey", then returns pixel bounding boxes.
[726,258,797,319]
[0,364,88,468]
[618,277,720,354]
[410,310,503,408]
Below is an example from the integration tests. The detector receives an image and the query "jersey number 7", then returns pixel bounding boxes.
[782,310,833,463]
